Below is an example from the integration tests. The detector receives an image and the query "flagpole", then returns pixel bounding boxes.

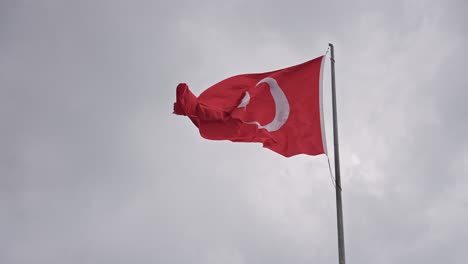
[329,43,346,264]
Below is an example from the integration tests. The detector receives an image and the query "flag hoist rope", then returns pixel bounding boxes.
[326,155,337,189]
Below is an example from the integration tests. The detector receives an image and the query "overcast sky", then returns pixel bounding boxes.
[1,0,467,263]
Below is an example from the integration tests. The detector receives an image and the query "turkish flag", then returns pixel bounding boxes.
[173,55,327,157]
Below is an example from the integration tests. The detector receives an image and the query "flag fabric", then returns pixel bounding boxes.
[173,55,327,157]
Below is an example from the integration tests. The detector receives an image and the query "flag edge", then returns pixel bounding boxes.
[319,54,328,155]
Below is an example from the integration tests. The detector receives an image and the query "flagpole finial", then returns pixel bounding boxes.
[328,43,335,62]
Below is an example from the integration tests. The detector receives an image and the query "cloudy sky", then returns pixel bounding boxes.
[1,0,467,263]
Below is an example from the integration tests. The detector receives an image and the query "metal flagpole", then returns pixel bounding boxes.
[328,43,346,264]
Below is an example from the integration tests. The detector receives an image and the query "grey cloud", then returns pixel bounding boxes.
[1,0,467,263]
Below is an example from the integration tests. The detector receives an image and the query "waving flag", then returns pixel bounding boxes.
[173,55,327,157]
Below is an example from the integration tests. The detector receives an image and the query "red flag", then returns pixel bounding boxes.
[174,55,327,157]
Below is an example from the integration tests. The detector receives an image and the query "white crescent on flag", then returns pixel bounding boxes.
[237,77,290,132]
